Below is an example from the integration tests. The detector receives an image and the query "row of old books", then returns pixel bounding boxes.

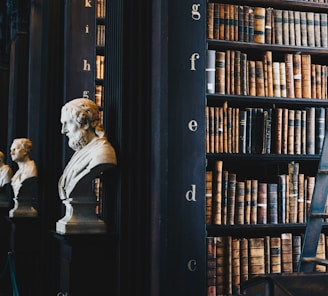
[206,103,326,155]
[206,161,319,226]
[207,3,328,48]
[95,84,104,107]
[96,24,106,47]
[96,0,106,18]
[206,49,328,99]
[206,233,327,296]
[96,54,105,80]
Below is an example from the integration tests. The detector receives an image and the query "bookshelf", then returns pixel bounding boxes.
[205,0,328,295]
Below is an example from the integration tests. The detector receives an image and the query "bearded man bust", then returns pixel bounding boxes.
[56,98,117,234]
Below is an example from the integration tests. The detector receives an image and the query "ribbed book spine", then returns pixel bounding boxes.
[254,7,266,44]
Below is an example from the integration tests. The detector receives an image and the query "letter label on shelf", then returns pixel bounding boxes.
[191,4,201,20]
[187,259,197,271]
[83,59,91,71]
[186,184,196,201]
[85,0,92,8]
[85,24,89,34]
[188,120,198,132]
[190,53,200,71]
[82,91,90,98]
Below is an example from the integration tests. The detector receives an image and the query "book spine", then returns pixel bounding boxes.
[275,108,283,154]
[215,51,226,94]
[244,179,252,224]
[227,173,236,225]
[270,237,282,274]
[219,3,225,40]
[206,170,213,225]
[240,53,248,95]
[239,110,247,154]
[257,182,267,224]
[213,161,223,225]
[248,7,254,42]
[234,51,241,95]
[207,237,217,296]
[294,110,301,155]
[274,9,283,45]
[301,54,311,99]
[294,11,301,46]
[293,54,302,98]
[213,3,220,40]
[306,107,315,154]
[255,60,265,96]
[280,62,287,97]
[273,62,281,97]
[222,170,229,225]
[315,107,325,154]
[266,51,273,97]
[240,238,249,282]
[300,11,308,46]
[282,10,289,45]
[216,237,227,294]
[278,174,286,223]
[314,13,321,47]
[316,64,322,99]
[321,13,328,47]
[267,183,278,224]
[292,235,302,272]
[297,173,305,223]
[254,7,266,44]
[289,10,295,46]
[285,53,295,98]
[287,109,295,155]
[232,238,241,294]
[248,237,265,278]
[207,50,216,94]
[265,8,273,44]
[301,109,307,155]
[251,179,258,224]
[238,6,244,42]
[282,108,289,154]
[207,2,214,39]
[307,12,315,47]
[281,233,293,273]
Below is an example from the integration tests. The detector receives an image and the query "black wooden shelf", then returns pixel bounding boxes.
[207,223,328,237]
[207,94,328,108]
[208,39,328,56]
[206,153,320,162]
[212,0,328,12]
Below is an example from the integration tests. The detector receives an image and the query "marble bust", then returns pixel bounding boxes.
[0,151,13,188]
[56,98,117,234]
[0,151,13,207]
[9,138,38,217]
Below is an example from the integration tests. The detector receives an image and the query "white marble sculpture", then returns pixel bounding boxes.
[0,151,13,207]
[9,138,38,217]
[56,98,117,234]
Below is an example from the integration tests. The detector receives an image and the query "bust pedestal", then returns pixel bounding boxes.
[54,232,118,295]
[6,216,41,295]
[9,177,38,218]
[56,164,114,234]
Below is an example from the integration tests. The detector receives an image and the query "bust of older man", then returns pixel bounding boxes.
[56,98,117,234]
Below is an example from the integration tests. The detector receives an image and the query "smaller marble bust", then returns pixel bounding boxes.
[9,138,38,217]
[0,151,13,188]
[0,151,13,207]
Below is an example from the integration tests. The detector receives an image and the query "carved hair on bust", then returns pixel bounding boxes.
[61,97,105,137]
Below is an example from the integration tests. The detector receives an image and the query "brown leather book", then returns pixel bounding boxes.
[213,161,223,225]
[254,7,266,44]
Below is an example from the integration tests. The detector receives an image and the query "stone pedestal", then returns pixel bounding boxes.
[9,177,38,218]
[6,217,42,295]
[56,165,114,235]
[54,232,118,295]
